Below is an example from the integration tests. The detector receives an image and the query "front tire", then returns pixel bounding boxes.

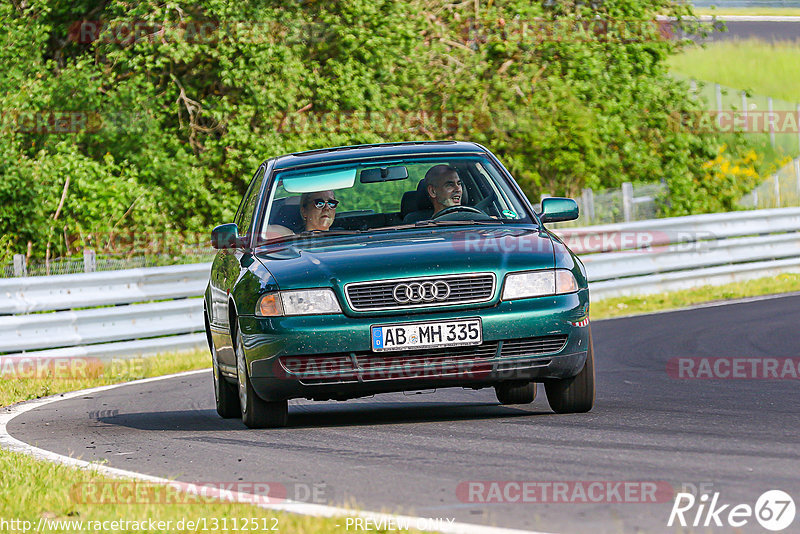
[235,326,288,428]
[495,382,536,405]
[545,326,595,414]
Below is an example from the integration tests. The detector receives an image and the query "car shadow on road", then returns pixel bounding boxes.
[286,401,551,429]
[96,402,551,432]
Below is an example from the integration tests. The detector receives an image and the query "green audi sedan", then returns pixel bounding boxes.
[204,141,594,428]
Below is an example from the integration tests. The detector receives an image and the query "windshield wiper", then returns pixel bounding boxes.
[374,220,501,232]
[298,229,363,237]
[413,219,498,227]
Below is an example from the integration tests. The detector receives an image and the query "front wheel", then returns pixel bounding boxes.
[235,326,288,428]
[545,326,595,414]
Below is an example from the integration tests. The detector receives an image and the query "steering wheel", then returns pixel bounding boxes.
[431,205,486,218]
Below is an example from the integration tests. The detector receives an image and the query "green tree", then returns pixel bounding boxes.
[0,0,764,258]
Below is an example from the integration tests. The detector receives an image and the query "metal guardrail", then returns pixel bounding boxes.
[1,299,203,353]
[1,208,799,360]
[0,333,208,360]
[556,207,800,253]
[553,207,800,300]
[0,263,210,314]
[581,233,800,280]
[0,263,211,361]
[590,256,800,298]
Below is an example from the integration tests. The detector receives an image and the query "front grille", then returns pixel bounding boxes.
[277,334,568,385]
[345,273,495,311]
[500,335,568,358]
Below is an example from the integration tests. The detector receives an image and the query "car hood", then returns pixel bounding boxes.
[254,225,555,290]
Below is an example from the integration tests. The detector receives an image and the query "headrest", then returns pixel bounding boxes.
[271,196,304,232]
[415,179,433,211]
[400,191,417,218]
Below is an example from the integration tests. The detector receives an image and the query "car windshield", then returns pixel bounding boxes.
[255,156,533,244]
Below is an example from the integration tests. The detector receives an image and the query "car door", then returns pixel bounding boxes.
[210,163,268,368]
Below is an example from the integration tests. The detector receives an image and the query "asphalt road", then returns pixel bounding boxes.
[8,295,800,533]
[708,20,800,42]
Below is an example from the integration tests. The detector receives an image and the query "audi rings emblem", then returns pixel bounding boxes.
[393,281,451,303]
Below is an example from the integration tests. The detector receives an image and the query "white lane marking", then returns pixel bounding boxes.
[596,291,800,322]
[0,369,549,534]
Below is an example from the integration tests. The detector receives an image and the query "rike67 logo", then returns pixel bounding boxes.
[668,490,795,531]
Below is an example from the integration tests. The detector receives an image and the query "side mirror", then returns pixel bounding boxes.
[211,223,242,250]
[540,197,579,223]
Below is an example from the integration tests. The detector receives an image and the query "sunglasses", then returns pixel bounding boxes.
[311,198,339,209]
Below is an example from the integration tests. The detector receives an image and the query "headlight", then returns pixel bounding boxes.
[281,289,342,315]
[257,289,342,316]
[502,269,579,300]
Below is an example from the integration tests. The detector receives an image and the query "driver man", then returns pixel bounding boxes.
[425,164,462,215]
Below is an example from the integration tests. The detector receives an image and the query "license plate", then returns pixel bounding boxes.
[371,318,482,352]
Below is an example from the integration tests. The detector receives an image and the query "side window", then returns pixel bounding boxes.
[234,166,267,236]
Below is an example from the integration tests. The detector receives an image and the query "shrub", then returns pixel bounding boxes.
[0,0,761,257]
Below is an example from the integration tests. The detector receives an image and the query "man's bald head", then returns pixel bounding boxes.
[425,164,462,214]
[425,164,459,188]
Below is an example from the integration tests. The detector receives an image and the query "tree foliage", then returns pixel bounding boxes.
[0,0,760,256]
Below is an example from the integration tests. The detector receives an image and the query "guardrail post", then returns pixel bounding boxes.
[768,97,776,148]
[621,182,633,223]
[794,158,800,204]
[83,248,96,273]
[796,104,800,154]
[581,188,595,222]
[13,254,27,277]
[774,174,781,208]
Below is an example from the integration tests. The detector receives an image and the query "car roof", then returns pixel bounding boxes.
[271,141,488,171]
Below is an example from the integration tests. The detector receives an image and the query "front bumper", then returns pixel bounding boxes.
[237,290,589,401]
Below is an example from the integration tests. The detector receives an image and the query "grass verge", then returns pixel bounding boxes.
[591,272,800,320]
[0,350,352,533]
[0,349,209,408]
[667,39,800,103]
[0,447,349,533]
